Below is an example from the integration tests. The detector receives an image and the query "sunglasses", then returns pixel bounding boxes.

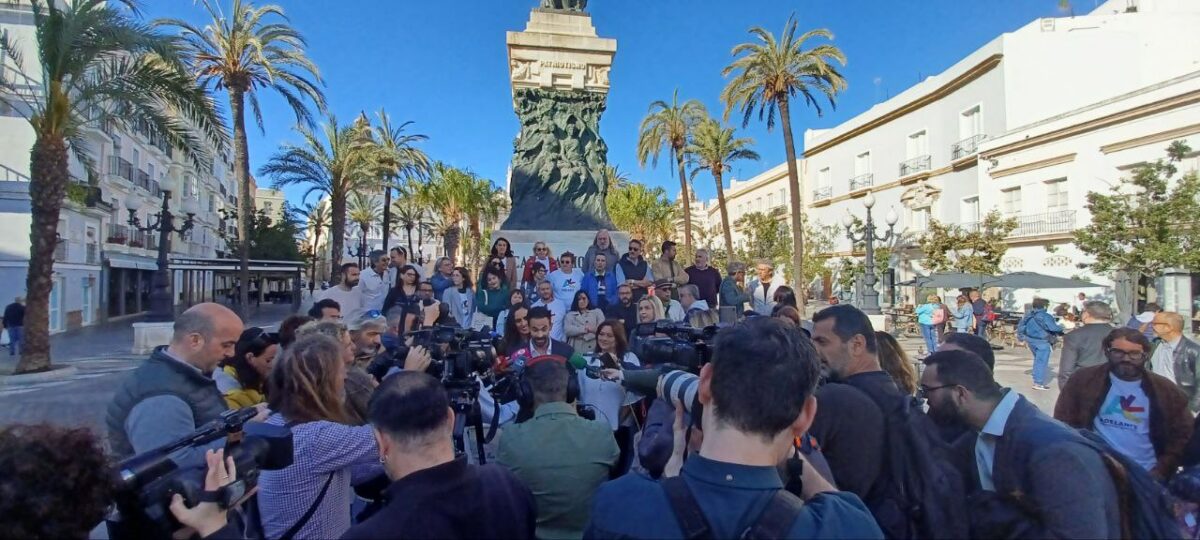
[560,259,573,264]
[242,327,280,345]
[536,247,549,252]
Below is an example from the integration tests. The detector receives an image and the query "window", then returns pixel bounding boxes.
[1001,187,1022,216]
[906,130,928,159]
[962,197,980,224]
[132,149,139,168]
[767,193,774,208]
[910,207,931,231]
[1045,179,1067,211]
[855,152,871,176]
[960,105,982,139]
[209,194,216,213]
[779,188,786,204]
[817,167,831,188]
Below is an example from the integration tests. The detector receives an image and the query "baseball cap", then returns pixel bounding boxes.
[653,278,674,289]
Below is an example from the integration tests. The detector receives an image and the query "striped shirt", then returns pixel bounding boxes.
[256,414,382,539]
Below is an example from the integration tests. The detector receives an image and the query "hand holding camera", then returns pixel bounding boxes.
[404,345,432,372]
[167,449,234,539]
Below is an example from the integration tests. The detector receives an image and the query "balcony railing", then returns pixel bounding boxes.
[150,180,161,198]
[128,230,147,249]
[960,209,1077,238]
[146,232,159,252]
[86,243,98,264]
[135,169,151,190]
[849,173,874,191]
[106,224,129,244]
[899,155,932,177]
[952,134,988,160]
[812,186,833,201]
[1,163,31,182]
[53,240,68,262]
[109,156,133,182]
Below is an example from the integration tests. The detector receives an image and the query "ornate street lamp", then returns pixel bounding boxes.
[841,192,899,315]
[126,175,196,322]
[346,230,368,268]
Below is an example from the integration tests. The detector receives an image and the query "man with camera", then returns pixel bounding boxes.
[106,303,246,465]
[497,356,618,539]
[585,317,882,539]
[343,371,536,539]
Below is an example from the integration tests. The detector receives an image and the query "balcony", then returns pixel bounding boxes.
[53,240,68,262]
[219,184,227,196]
[812,186,833,201]
[1,163,31,182]
[899,155,932,177]
[150,180,161,198]
[106,224,129,245]
[849,173,874,192]
[86,243,98,264]
[960,209,1076,238]
[952,134,988,160]
[108,156,134,182]
[135,169,151,191]
[146,232,159,252]
[128,230,147,249]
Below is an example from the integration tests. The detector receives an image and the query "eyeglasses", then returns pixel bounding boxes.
[1106,348,1147,362]
[629,247,641,252]
[917,384,955,400]
[560,259,573,264]
[536,247,548,252]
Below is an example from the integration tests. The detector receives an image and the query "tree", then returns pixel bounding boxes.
[302,200,330,288]
[736,208,834,289]
[260,114,375,284]
[919,210,1018,274]
[389,178,426,259]
[636,89,707,252]
[606,173,676,250]
[346,191,382,247]
[0,0,225,373]
[217,206,303,261]
[722,15,847,311]
[372,109,429,252]
[166,0,325,315]
[1074,141,1200,300]
[422,162,499,265]
[687,118,760,257]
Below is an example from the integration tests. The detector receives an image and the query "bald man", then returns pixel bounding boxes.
[1150,311,1200,411]
[106,303,244,464]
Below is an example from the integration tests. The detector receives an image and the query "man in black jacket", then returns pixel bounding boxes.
[1057,300,1115,389]
[343,371,536,540]
[2,296,23,356]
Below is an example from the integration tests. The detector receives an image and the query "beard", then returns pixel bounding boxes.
[925,398,965,430]
[345,279,360,288]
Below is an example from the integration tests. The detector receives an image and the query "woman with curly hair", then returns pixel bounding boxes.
[875,330,918,395]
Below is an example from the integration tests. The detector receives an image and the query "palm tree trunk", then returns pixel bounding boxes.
[674,148,694,252]
[444,224,460,264]
[381,180,392,252]
[405,225,414,263]
[229,87,252,318]
[330,191,346,284]
[778,96,806,313]
[15,135,68,373]
[714,169,734,258]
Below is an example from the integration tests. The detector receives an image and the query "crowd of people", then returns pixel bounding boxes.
[4,230,1200,540]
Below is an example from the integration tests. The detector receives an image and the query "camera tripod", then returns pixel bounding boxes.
[445,381,490,464]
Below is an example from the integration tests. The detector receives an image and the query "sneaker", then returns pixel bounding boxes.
[1032,384,1051,391]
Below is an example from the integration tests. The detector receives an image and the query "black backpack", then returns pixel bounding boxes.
[661,476,804,539]
[1072,430,1181,539]
[869,393,970,539]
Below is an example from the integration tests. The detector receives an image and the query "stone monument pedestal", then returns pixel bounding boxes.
[132,321,173,355]
[496,230,631,263]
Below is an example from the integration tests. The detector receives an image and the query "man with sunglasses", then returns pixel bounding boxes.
[615,239,653,301]
[548,251,584,303]
[360,250,391,313]
[1054,327,1192,480]
[1149,311,1200,411]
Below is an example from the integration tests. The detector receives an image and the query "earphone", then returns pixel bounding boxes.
[515,354,580,415]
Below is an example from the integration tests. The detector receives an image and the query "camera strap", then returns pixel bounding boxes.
[661,476,805,540]
[278,421,334,540]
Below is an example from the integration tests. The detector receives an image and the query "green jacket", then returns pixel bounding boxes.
[476,285,510,323]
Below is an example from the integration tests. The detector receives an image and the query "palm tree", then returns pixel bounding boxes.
[0,0,225,373]
[606,176,676,250]
[302,201,330,289]
[260,114,375,283]
[389,178,426,259]
[687,118,760,258]
[347,191,382,245]
[422,163,499,264]
[464,176,507,270]
[372,109,430,252]
[636,89,707,252]
[721,15,847,310]
[165,0,325,314]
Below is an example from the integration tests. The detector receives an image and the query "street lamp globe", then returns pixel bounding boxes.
[863,191,876,209]
[181,197,200,215]
[840,213,854,229]
[124,192,144,212]
[885,207,900,226]
[160,174,180,195]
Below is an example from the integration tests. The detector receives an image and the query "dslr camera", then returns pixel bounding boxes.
[106,408,294,540]
[632,321,722,373]
[369,325,500,388]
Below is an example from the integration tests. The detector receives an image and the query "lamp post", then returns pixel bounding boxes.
[841,192,898,315]
[346,230,368,268]
[126,176,196,322]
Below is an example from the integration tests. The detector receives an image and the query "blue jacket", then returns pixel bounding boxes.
[1016,308,1063,342]
[961,393,1121,538]
[580,271,619,309]
[915,303,939,325]
[952,304,974,331]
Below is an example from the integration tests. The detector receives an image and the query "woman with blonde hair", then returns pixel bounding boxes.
[637,295,665,324]
[258,335,381,539]
[875,331,918,395]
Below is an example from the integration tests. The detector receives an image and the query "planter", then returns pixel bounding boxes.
[106,236,127,244]
[128,240,145,248]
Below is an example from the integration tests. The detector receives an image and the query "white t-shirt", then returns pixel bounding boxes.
[548,268,585,304]
[356,269,390,312]
[578,351,642,430]
[316,285,362,321]
[1093,373,1157,471]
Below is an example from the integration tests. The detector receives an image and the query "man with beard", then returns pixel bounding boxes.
[316,263,363,321]
[513,306,575,361]
[921,350,1120,538]
[1054,327,1192,480]
[604,284,638,338]
[805,305,889,510]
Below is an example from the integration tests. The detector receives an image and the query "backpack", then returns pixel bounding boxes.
[1074,430,1182,539]
[662,476,805,539]
[868,393,970,539]
[931,305,946,325]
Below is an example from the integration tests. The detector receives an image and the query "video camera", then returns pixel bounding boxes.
[632,321,722,372]
[369,325,500,387]
[106,407,294,539]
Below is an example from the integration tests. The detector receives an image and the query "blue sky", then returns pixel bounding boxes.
[148,0,1069,207]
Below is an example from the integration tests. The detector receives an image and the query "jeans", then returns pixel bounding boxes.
[975,319,989,338]
[1029,339,1052,386]
[5,325,20,355]
[920,323,938,355]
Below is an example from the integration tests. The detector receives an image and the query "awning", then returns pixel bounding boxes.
[107,253,158,271]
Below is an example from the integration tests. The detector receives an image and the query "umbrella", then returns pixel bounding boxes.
[990,271,1100,289]
[905,272,999,289]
